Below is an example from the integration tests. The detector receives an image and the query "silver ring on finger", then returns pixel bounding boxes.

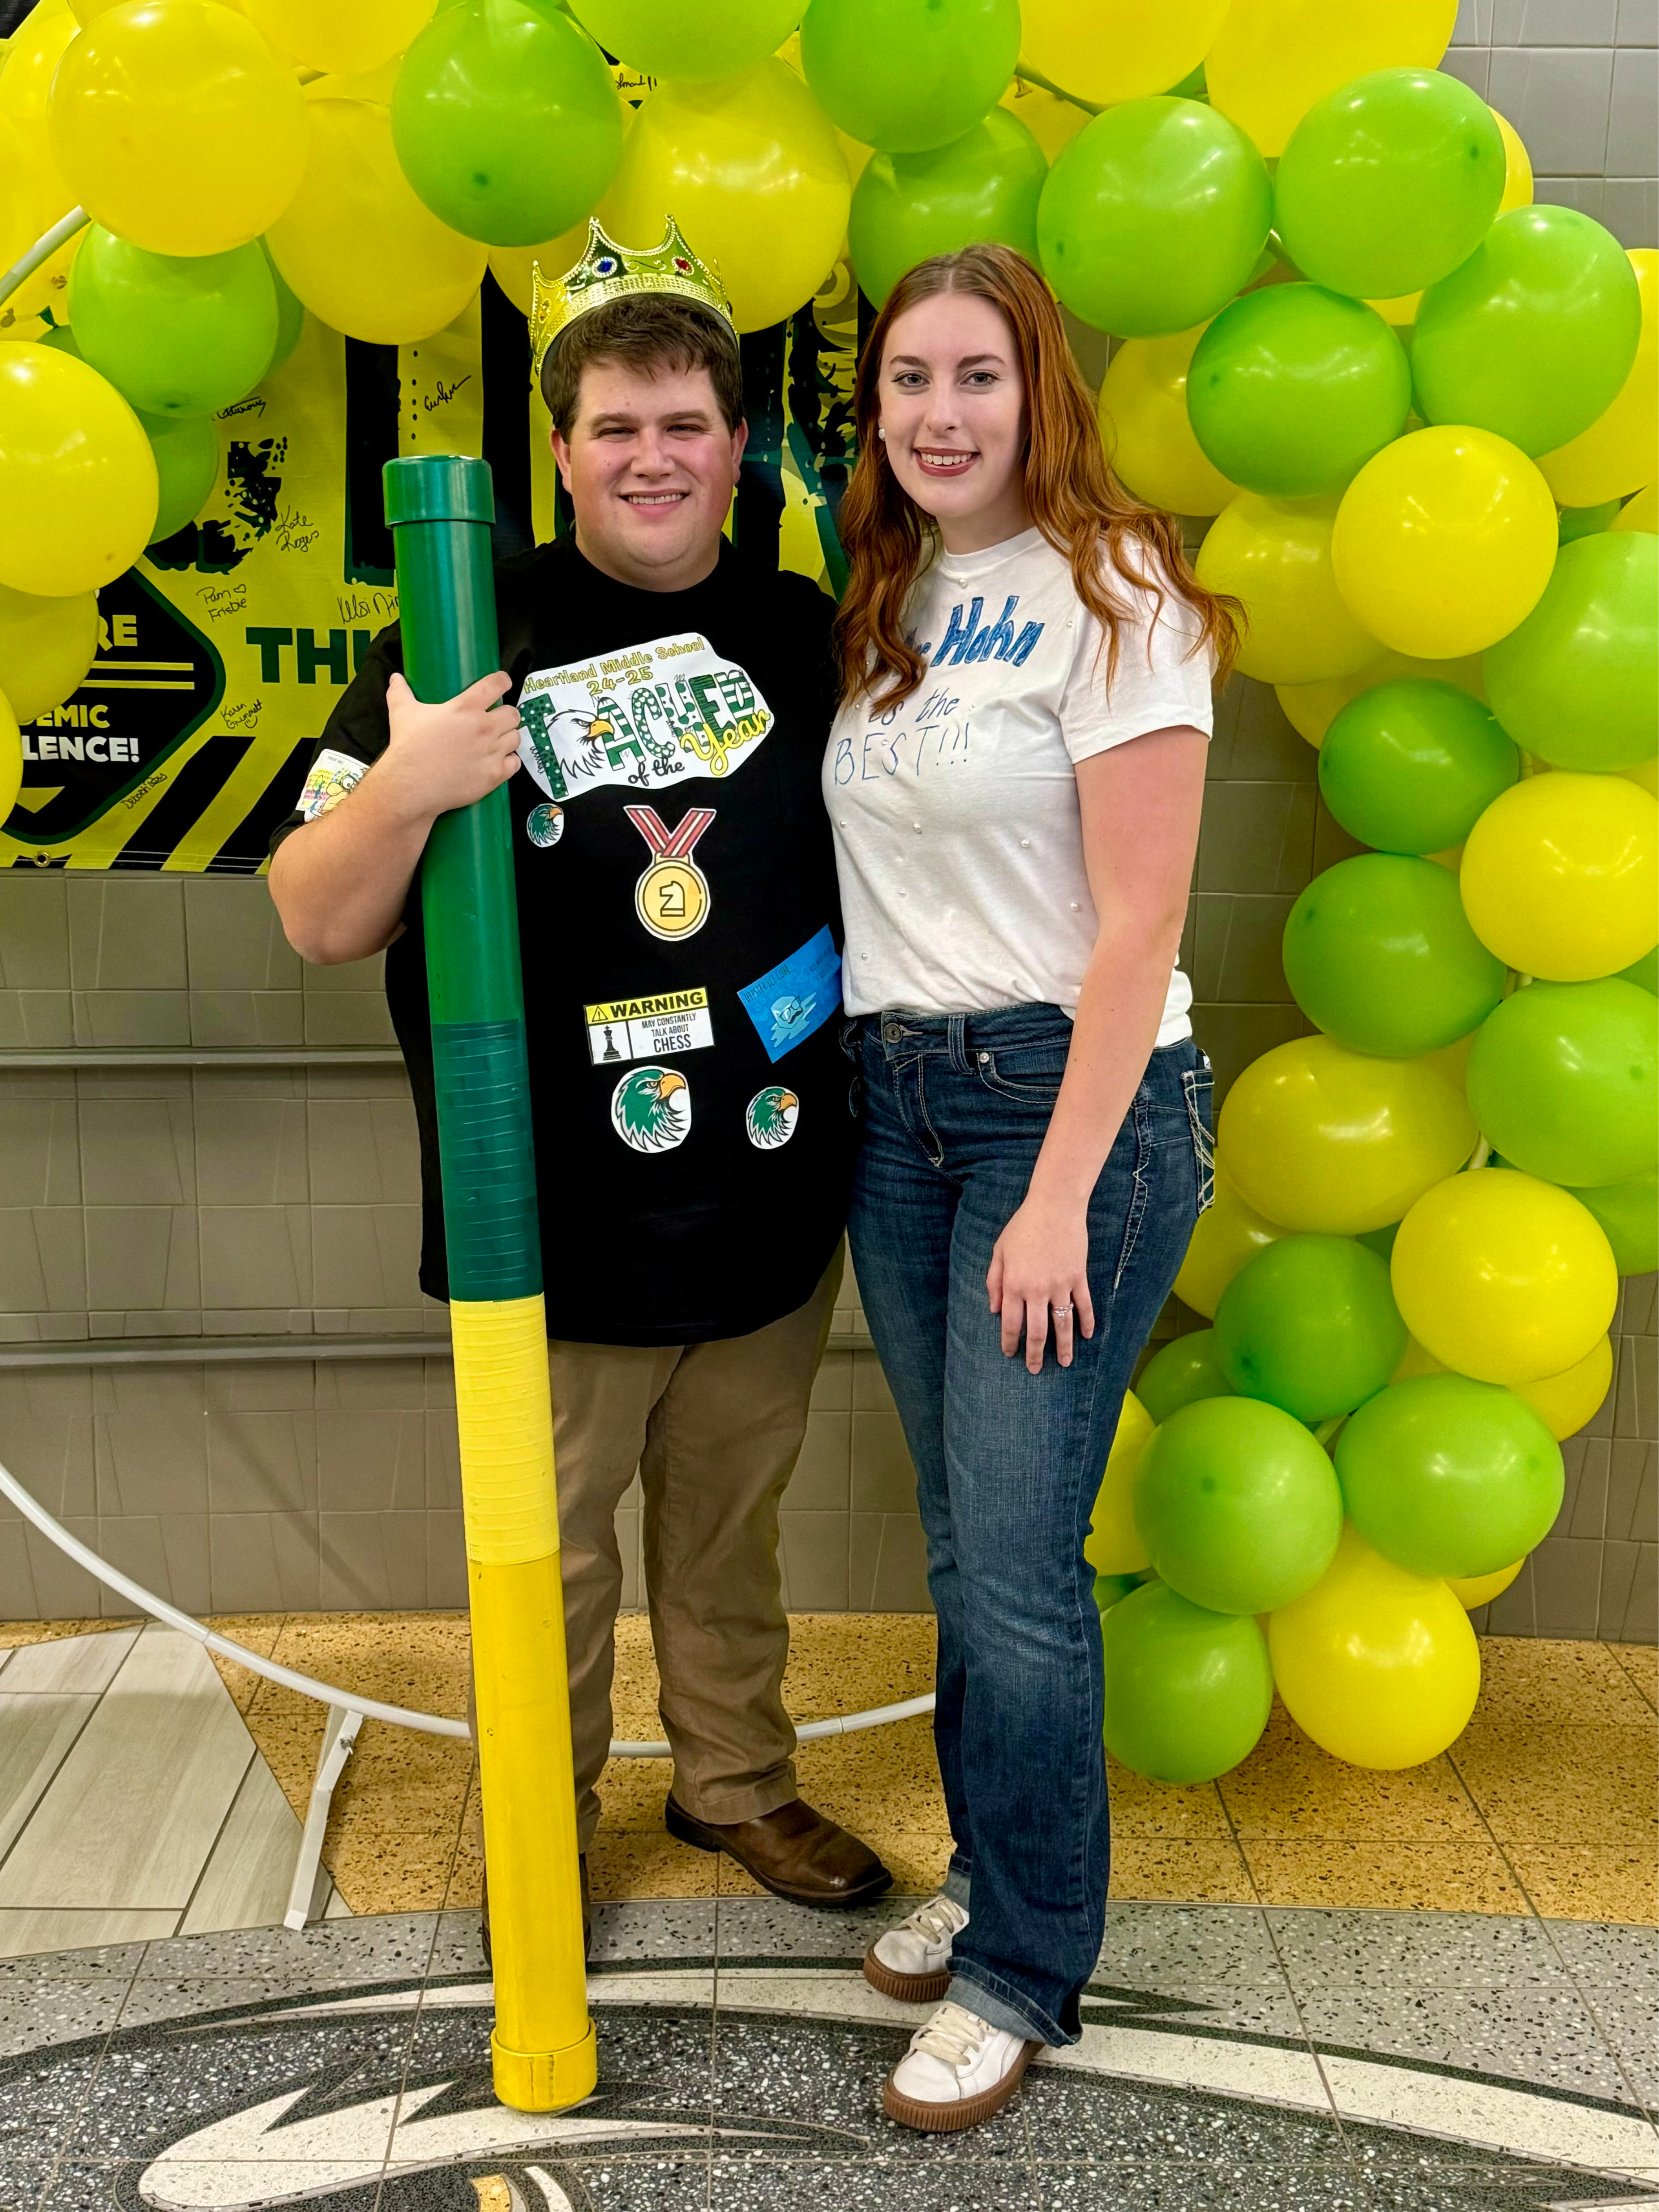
[1054,1302,1073,1320]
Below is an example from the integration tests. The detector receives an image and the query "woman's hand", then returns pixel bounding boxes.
[987,1191,1095,1374]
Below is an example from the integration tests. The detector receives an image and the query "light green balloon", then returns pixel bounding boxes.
[1559,499,1621,544]
[1282,853,1507,1057]
[1572,1165,1658,1276]
[1136,1329,1236,1425]
[1038,98,1271,337]
[802,0,1020,154]
[1336,1373,1564,1579]
[1466,979,1658,1189]
[1483,533,1659,772]
[1132,1395,1343,1616]
[1274,68,1505,301]
[849,109,1046,309]
[261,245,306,377]
[68,228,277,419]
[1103,1580,1273,1785]
[393,0,623,249]
[141,412,219,544]
[570,0,805,78]
[1413,206,1642,458]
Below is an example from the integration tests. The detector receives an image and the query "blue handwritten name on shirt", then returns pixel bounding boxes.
[915,593,1044,669]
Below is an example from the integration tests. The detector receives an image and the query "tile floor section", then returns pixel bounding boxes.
[0,1614,1653,2207]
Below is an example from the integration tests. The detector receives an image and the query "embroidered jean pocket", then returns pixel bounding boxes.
[1182,1062,1215,1213]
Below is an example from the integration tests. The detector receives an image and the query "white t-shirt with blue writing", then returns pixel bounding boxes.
[825,525,1214,1039]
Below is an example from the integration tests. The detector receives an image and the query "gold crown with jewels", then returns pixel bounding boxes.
[530,217,736,375]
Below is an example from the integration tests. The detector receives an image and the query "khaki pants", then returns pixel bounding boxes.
[472,1251,841,1851]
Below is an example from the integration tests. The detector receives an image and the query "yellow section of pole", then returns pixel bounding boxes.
[451,1294,596,2112]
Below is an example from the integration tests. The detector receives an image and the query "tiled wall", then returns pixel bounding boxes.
[0,0,1653,1633]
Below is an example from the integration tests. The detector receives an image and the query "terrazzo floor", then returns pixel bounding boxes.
[0,1614,1653,2208]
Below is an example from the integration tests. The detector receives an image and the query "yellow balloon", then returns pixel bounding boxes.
[1447,1558,1524,1609]
[0,689,21,822]
[604,61,849,335]
[1536,251,1658,509]
[267,99,486,345]
[1512,1334,1614,1441]
[1019,0,1230,104]
[1390,1336,1445,1383]
[1276,648,1486,746]
[0,345,157,597]
[1207,0,1458,159]
[1392,1167,1617,1385]
[240,0,435,72]
[1332,426,1558,660]
[1365,289,1421,328]
[1218,1033,1477,1235]
[1270,1524,1480,1768]
[999,82,1089,164]
[0,9,84,319]
[489,220,594,318]
[1492,107,1534,213]
[1418,1025,1475,1094]
[1622,755,1659,798]
[51,0,309,257]
[0,582,99,722]
[1459,772,1658,981]
[1173,1170,1287,1317]
[1101,325,1239,519]
[1084,1391,1156,1577]
[1612,483,1657,533]
[1196,492,1378,685]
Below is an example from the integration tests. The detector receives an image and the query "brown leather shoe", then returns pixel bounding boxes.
[481,1852,590,1970]
[664,1794,892,1908]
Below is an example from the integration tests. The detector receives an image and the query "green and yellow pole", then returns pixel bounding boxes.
[383,453,595,2113]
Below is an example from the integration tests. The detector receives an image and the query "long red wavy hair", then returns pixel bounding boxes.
[834,243,1239,709]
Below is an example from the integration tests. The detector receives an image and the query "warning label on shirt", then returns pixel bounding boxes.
[585,987,714,1068]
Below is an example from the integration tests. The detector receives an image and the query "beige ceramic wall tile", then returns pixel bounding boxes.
[192,1097,309,1207]
[183,878,301,992]
[306,1099,420,1205]
[0,1209,87,1314]
[198,1205,313,1309]
[0,1083,80,1207]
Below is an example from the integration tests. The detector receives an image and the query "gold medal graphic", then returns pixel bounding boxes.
[625,803,716,942]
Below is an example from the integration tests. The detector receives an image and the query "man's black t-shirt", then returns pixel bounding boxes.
[272,536,854,1346]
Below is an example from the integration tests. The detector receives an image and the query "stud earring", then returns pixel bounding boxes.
[877,426,887,442]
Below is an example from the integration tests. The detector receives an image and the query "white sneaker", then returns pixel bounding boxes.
[862,1892,969,2004]
[883,2000,1038,2132]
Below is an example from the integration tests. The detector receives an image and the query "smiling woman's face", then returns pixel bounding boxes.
[876,291,1030,553]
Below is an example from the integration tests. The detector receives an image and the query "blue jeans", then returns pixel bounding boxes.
[846,1005,1212,2047]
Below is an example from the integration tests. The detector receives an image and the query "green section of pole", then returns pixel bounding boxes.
[384,454,540,1302]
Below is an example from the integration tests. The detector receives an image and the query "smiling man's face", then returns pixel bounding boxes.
[552,358,748,594]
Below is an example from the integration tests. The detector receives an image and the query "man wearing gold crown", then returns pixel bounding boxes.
[269,219,890,1937]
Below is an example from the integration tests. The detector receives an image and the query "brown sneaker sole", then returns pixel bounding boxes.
[862,1946,952,2005]
[883,2037,1039,2132]
[664,1798,892,1909]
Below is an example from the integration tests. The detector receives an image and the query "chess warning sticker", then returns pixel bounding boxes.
[586,986,714,1068]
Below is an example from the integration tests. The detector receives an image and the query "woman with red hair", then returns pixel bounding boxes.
[828,244,1238,2132]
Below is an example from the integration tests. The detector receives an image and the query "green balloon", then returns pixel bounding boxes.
[1037,98,1271,338]
[801,0,1020,155]
[1187,285,1410,498]
[1320,681,1519,855]
[1357,1220,1400,1262]
[1214,1234,1406,1423]
[1466,980,1658,1188]
[1095,1568,1152,1613]
[1413,207,1642,458]
[1620,946,1659,996]
[1136,1329,1236,1425]
[1483,533,1659,772]
[1559,498,1621,544]
[1103,1580,1273,1784]
[1282,853,1507,1056]
[1273,68,1505,301]
[68,228,277,419]
[1573,1165,1659,1276]
[392,0,624,248]
[569,0,805,77]
[141,412,219,543]
[1336,1372,1564,1578]
[262,245,306,377]
[849,110,1047,309]
[1132,1395,1343,1615]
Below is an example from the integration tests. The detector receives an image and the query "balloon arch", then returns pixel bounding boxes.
[0,0,1653,1791]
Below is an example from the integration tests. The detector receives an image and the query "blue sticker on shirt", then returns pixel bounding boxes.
[737,926,842,1063]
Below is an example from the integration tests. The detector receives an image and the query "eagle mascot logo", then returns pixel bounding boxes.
[746,1086,799,1150]
[611,1065,691,1153]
